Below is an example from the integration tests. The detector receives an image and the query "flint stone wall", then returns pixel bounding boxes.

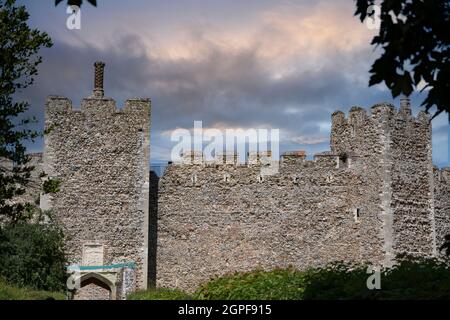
[434,168,450,252]
[44,95,151,290]
[157,102,449,291]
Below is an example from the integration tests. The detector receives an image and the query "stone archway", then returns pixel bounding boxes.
[67,263,136,300]
[73,272,117,300]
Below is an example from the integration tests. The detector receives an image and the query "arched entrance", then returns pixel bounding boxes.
[72,272,117,300]
[67,263,136,300]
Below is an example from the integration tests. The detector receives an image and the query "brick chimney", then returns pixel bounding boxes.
[93,61,105,98]
[400,95,412,116]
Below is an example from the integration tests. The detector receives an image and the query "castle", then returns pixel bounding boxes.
[37,62,449,299]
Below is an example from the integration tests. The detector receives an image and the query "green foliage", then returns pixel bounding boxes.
[0,279,65,300]
[0,222,67,292]
[196,268,307,300]
[127,287,195,300]
[43,124,57,135]
[191,257,450,300]
[301,262,373,299]
[374,256,450,299]
[0,0,53,223]
[303,256,450,300]
[355,0,450,117]
[43,179,61,194]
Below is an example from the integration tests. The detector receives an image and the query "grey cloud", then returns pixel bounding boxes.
[17,31,447,165]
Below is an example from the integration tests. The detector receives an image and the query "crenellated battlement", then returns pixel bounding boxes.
[163,147,358,188]
[435,167,450,184]
[170,147,366,174]
[46,96,73,114]
[46,62,150,122]
[124,98,152,114]
[331,98,432,157]
[46,96,150,117]
[331,99,430,128]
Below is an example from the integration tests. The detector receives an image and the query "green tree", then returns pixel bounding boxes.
[0,222,67,292]
[0,0,52,223]
[355,0,450,118]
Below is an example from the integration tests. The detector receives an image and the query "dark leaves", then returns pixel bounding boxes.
[354,0,375,22]
[355,0,450,117]
[55,0,97,7]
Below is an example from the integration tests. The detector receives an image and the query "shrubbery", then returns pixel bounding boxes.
[196,268,307,300]
[131,256,450,300]
[0,222,67,292]
[300,256,450,299]
[42,178,61,194]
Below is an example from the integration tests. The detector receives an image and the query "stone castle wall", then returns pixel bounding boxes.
[157,154,385,291]
[44,94,151,291]
[434,168,450,252]
[156,101,449,291]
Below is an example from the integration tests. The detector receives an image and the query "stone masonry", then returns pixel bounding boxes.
[42,62,151,299]
[156,98,450,292]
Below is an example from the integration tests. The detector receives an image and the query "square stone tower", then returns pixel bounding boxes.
[42,62,151,300]
[330,98,437,265]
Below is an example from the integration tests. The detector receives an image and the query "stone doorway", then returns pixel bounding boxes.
[72,272,117,300]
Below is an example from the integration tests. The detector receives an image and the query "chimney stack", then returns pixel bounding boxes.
[400,95,412,116]
[93,61,105,98]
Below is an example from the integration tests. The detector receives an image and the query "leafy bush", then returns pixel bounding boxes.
[301,262,371,299]
[42,179,61,194]
[196,268,307,300]
[372,256,450,300]
[128,287,195,300]
[195,257,450,300]
[0,279,65,300]
[0,222,67,292]
[303,256,450,300]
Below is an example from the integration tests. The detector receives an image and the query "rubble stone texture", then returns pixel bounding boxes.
[157,99,450,292]
[43,62,151,299]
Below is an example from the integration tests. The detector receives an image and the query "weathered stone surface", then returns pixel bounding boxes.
[434,168,450,253]
[156,100,449,291]
[43,63,151,299]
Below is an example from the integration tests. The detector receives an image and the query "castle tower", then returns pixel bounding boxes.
[331,98,437,265]
[42,62,151,300]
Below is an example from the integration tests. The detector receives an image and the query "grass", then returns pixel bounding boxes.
[0,280,65,300]
[127,287,195,300]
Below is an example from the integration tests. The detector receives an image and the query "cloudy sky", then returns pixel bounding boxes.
[16,0,448,167]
